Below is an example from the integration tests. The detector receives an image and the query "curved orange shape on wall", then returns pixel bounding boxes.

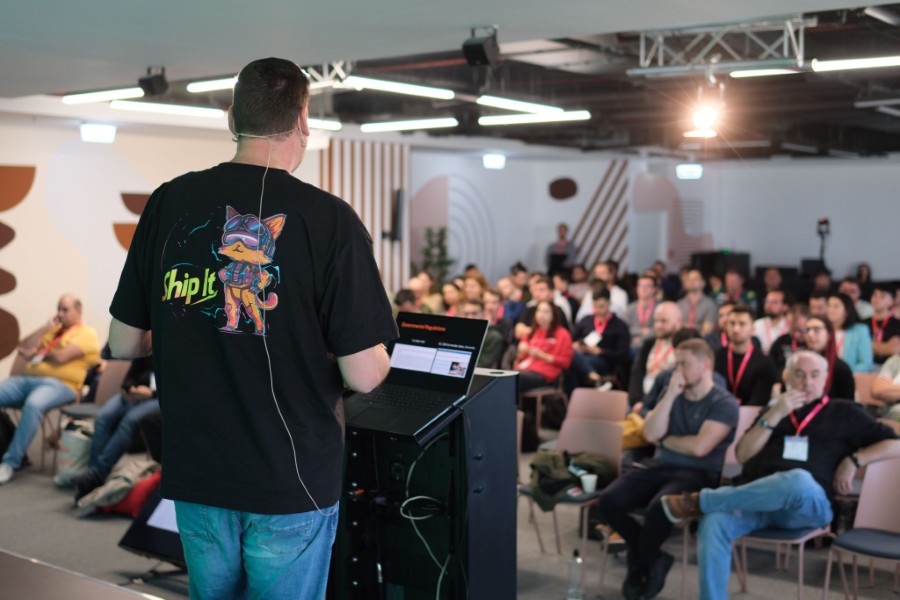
[122,193,150,215]
[0,166,36,211]
[114,223,138,250]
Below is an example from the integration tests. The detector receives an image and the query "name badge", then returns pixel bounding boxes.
[29,354,44,365]
[643,374,656,394]
[583,331,602,347]
[783,436,809,462]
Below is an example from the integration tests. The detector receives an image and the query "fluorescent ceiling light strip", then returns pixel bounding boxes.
[62,87,144,104]
[341,76,455,100]
[475,95,563,114]
[360,117,458,133]
[683,129,717,138]
[308,118,342,131]
[478,110,590,126]
[877,106,900,118]
[729,69,800,78]
[110,100,225,118]
[186,77,237,93]
[855,98,900,109]
[811,55,900,72]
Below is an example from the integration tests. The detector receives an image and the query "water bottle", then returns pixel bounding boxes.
[566,549,584,600]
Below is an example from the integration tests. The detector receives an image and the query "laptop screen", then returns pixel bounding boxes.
[386,312,488,395]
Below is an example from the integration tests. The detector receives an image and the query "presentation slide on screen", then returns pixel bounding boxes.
[147,498,180,534]
[391,343,472,378]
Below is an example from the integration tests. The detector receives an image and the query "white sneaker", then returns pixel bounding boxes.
[0,463,13,484]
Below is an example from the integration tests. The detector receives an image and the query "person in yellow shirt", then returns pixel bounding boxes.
[0,294,100,484]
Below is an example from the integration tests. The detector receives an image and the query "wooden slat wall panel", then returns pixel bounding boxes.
[572,159,630,269]
[316,139,410,293]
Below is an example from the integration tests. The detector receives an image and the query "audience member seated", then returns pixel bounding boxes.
[393,289,419,314]
[769,303,809,373]
[72,355,158,500]
[800,315,855,401]
[515,276,571,340]
[704,302,733,353]
[571,288,630,387]
[753,290,789,355]
[457,299,503,369]
[441,281,461,317]
[628,302,681,408]
[598,339,738,600]
[482,288,513,346]
[414,271,444,314]
[827,292,874,372]
[760,267,783,298]
[808,290,828,318]
[661,350,900,600]
[496,276,526,324]
[568,263,590,300]
[577,260,628,321]
[546,222,578,273]
[462,274,487,303]
[678,268,717,336]
[839,276,874,319]
[812,269,834,295]
[513,301,573,393]
[625,274,658,352]
[715,268,758,314]
[714,305,777,406]
[856,262,874,301]
[872,354,900,422]
[552,271,581,323]
[0,295,100,484]
[638,329,729,418]
[869,283,900,365]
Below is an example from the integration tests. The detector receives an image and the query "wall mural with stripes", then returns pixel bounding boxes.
[568,158,631,269]
[317,139,410,293]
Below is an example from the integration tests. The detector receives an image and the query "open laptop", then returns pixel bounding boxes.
[343,311,488,445]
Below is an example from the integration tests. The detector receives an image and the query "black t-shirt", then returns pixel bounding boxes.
[742,399,897,501]
[110,163,398,514]
[572,313,630,366]
[769,333,804,373]
[714,347,777,407]
[868,315,900,364]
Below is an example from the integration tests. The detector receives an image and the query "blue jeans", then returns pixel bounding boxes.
[0,375,76,468]
[175,500,339,600]
[571,351,610,379]
[697,469,833,600]
[90,394,160,478]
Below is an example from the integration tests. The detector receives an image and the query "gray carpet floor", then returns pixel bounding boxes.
[1,449,898,599]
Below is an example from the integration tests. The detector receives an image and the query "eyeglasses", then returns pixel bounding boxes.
[804,326,826,334]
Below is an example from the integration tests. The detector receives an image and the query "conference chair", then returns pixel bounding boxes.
[519,375,568,432]
[520,418,622,557]
[822,457,900,599]
[853,372,881,414]
[539,388,628,451]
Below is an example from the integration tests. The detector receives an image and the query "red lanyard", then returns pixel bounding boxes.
[872,315,890,343]
[835,330,845,356]
[593,314,612,335]
[637,301,655,328]
[721,331,728,348]
[650,340,673,372]
[791,337,798,351]
[789,395,829,435]
[38,324,80,356]
[687,297,698,327]
[727,345,754,401]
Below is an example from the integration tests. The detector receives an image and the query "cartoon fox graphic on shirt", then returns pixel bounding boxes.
[217,206,286,335]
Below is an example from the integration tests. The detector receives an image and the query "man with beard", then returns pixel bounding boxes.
[598,339,737,599]
[753,290,789,355]
[715,306,777,406]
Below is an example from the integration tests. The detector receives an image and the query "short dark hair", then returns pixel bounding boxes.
[677,338,714,364]
[729,305,755,319]
[530,275,551,289]
[232,58,310,138]
[874,281,896,295]
[394,289,416,306]
[673,327,703,346]
[592,287,611,302]
[484,287,502,301]
[809,290,829,301]
[460,298,484,311]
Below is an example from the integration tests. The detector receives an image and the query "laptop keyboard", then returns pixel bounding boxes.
[363,385,451,414]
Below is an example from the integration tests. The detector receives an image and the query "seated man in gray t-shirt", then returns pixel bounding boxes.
[597,338,739,600]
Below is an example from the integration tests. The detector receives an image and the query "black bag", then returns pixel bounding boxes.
[0,411,16,457]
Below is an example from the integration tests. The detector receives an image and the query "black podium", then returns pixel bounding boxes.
[330,370,517,600]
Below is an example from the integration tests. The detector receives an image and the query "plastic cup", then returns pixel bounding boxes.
[580,474,598,494]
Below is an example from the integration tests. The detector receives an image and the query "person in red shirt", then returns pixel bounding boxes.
[514,300,573,391]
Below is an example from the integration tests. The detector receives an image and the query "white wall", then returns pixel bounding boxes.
[662,158,900,280]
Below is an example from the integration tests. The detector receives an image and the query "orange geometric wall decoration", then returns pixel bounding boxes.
[0,165,36,359]
[114,192,151,250]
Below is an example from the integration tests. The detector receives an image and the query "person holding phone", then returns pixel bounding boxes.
[72,355,158,500]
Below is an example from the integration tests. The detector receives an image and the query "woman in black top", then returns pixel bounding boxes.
[803,315,856,400]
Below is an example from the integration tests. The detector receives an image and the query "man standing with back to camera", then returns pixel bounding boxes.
[107,58,397,599]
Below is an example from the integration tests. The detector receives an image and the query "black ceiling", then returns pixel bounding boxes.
[133,5,900,159]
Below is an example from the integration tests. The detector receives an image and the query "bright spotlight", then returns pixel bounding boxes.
[692,106,719,130]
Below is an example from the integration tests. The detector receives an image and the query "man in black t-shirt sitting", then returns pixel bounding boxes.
[870,283,900,364]
[714,305,777,406]
[662,350,899,600]
[598,339,738,600]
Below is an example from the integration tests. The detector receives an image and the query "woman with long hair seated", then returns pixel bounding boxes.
[514,300,573,391]
[802,314,856,400]
[827,292,874,372]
